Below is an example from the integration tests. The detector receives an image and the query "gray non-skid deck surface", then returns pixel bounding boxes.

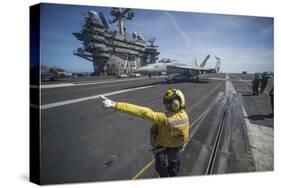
[39,73,273,184]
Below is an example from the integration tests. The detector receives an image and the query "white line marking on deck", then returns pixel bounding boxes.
[41,85,154,110]
[40,77,152,89]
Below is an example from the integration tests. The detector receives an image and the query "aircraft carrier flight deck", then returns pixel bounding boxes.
[32,73,273,184]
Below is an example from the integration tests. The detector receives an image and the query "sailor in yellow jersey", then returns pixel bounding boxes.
[100,88,189,177]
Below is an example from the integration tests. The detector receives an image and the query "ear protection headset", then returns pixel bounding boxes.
[163,89,186,112]
[170,89,180,112]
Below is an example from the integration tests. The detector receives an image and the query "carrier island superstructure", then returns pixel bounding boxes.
[73,8,160,76]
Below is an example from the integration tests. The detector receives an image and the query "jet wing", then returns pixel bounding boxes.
[168,64,208,71]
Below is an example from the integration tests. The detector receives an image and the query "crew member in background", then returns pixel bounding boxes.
[269,87,274,116]
[252,73,261,95]
[100,88,189,177]
[260,72,270,94]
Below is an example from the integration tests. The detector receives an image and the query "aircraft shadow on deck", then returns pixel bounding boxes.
[123,79,210,90]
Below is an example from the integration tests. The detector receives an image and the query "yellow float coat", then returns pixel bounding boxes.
[116,102,189,148]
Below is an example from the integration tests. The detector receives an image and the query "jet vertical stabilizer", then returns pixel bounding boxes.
[215,56,221,73]
[199,54,210,68]
[193,58,198,66]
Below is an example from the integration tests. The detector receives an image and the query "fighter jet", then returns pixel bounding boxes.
[136,55,210,83]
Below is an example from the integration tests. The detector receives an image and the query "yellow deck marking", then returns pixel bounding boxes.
[132,159,156,180]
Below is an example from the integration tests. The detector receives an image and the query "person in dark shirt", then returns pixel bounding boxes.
[252,73,261,95]
[269,87,273,116]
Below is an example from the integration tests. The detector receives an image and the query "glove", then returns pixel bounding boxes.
[100,95,116,109]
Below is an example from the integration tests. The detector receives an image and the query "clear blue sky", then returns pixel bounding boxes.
[40,3,273,73]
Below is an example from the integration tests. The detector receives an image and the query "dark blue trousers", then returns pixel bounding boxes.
[155,147,182,177]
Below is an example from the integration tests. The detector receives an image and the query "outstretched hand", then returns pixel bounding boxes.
[99,95,116,109]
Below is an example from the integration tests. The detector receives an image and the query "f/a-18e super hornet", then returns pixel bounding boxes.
[135,55,211,83]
